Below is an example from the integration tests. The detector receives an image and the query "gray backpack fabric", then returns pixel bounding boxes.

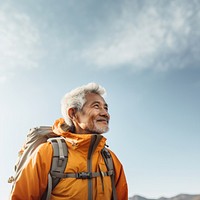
[9,126,117,200]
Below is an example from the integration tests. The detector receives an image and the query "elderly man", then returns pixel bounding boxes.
[10,83,128,200]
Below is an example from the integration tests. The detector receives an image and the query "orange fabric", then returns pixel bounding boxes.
[52,118,66,135]
[10,118,128,200]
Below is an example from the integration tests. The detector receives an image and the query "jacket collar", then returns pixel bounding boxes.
[52,118,107,152]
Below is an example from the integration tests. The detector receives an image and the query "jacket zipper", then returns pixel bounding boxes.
[87,134,103,200]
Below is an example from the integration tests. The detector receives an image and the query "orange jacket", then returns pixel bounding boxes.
[10,119,128,200]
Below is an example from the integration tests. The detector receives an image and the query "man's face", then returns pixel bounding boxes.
[74,93,110,134]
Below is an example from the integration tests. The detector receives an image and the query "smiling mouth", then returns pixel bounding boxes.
[97,119,109,124]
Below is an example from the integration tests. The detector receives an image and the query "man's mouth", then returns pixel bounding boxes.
[96,119,109,124]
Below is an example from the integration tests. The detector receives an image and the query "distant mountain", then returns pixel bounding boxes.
[129,194,200,200]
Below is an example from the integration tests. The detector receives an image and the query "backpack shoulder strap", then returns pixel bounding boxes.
[101,147,117,200]
[44,137,68,200]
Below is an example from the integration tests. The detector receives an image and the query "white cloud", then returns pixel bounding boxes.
[0,75,8,83]
[81,1,200,71]
[0,4,42,81]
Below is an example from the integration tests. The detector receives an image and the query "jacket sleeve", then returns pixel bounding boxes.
[10,143,53,200]
[110,150,128,200]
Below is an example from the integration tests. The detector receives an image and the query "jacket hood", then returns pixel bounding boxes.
[52,118,69,136]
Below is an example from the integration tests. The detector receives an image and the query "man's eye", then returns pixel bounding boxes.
[94,104,99,108]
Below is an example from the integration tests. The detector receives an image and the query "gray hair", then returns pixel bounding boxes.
[61,82,106,127]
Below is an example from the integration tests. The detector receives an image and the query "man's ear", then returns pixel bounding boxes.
[68,108,77,121]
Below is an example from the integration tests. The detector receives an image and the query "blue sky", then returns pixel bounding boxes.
[0,0,200,199]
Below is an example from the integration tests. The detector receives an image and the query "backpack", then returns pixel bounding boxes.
[8,126,117,200]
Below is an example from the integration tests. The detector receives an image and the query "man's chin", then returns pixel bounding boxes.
[86,125,108,134]
[94,126,109,134]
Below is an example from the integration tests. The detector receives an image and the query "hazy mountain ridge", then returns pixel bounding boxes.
[129,194,200,200]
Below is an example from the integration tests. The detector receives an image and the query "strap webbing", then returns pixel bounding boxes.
[45,173,52,200]
[45,137,68,200]
[101,147,117,200]
[51,170,114,179]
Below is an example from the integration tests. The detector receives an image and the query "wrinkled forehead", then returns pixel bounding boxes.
[85,92,107,105]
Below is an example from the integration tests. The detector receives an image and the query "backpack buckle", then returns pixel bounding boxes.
[77,172,92,179]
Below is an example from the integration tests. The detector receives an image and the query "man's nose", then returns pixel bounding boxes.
[100,108,110,118]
